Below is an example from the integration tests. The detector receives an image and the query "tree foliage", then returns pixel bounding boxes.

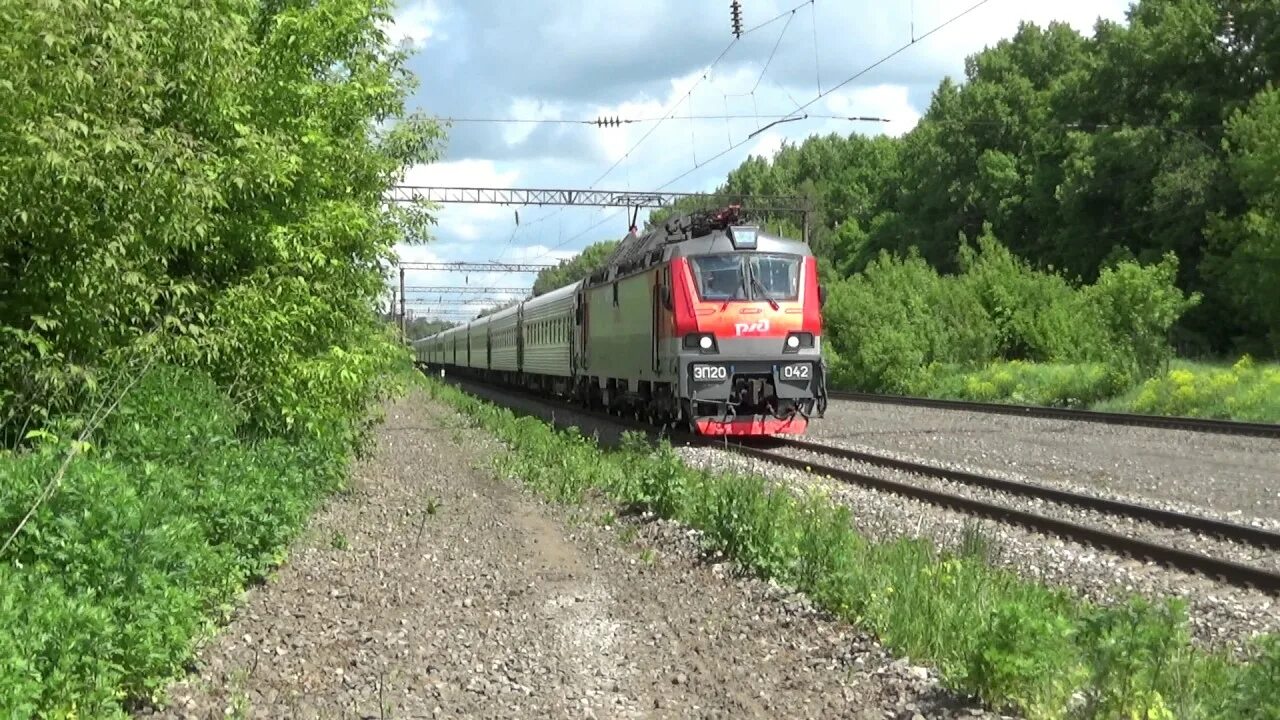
[532,239,619,296]
[0,0,443,442]
[0,0,445,712]
[682,0,1278,357]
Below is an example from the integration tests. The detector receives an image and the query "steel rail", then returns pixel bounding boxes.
[827,390,1280,439]
[722,443,1280,593]
[772,438,1280,550]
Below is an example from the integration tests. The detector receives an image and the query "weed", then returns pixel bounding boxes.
[330,532,349,551]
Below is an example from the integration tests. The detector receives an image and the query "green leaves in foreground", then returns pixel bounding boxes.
[0,0,442,446]
[0,365,347,717]
[428,378,1280,720]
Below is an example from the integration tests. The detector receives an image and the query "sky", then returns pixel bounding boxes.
[383,0,1136,321]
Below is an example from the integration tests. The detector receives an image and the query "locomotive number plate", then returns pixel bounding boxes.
[781,363,811,380]
[692,364,728,382]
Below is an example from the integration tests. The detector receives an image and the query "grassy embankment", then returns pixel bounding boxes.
[903,357,1280,423]
[423,375,1280,720]
[0,364,394,718]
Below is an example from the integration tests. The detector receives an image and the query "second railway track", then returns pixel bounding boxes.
[828,390,1280,439]
[770,437,1280,550]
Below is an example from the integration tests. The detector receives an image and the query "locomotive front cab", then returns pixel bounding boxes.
[668,223,828,436]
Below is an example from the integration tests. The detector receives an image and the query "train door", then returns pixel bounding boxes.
[516,306,524,375]
[651,272,661,375]
[573,288,586,374]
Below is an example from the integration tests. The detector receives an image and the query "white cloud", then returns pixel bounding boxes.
[389,0,1136,268]
[384,0,442,49]
[398,158,522,240]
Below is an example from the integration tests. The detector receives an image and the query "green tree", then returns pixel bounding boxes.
[1203,86,1280,355]
[532,239,619,295]
[0,0,444,442]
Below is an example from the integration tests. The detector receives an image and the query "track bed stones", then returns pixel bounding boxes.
[817,397,1280,525]
[675,445,1280,655]
[137,388,999,719]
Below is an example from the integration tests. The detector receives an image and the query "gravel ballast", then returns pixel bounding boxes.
[814,398,1280,526]
[767,443,1280,574]
[673,446,1280,654]
[137,388,999,719]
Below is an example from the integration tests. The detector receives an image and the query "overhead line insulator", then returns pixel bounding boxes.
[730,0,743,38]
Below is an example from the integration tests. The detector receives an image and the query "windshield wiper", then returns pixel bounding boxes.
[750,270,780,310]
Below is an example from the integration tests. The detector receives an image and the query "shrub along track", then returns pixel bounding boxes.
[442,372,1280,596]
[827,390,1280,439]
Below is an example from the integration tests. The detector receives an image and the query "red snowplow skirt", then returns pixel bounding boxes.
[693,415,809,437]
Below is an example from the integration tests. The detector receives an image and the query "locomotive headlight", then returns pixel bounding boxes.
[684,333,718,353]
[783,332,814,353]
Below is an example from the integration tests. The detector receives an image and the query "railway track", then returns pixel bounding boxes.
[438,372,1280,594]
[733,437,1280,593]
[828,390,1280,439]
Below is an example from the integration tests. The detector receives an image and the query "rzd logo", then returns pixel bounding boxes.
[734,319,770,336]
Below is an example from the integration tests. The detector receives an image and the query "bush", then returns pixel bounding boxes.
[1081,253,1201,380]
[956,227,1110,364]
[822,249,996,392]
[821,231,1202,409]
[0,365,348,716]
[1126,356,1280,422]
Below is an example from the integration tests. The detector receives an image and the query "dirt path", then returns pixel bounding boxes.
[140,389,994,719]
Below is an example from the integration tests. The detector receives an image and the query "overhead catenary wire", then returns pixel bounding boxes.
[772,0,995,126]
[426,114,741,125]
[523,0,993,263]
[658,0,997,191]
[516,0,820,260]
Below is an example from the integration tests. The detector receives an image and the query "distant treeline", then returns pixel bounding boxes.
[543,0,1279,359]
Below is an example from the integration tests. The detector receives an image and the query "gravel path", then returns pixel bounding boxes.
[137,388,1002,719]
[814,399,1279,525]
[674,446,1280,654]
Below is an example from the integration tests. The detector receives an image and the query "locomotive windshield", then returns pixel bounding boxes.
[689,253,801,302]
